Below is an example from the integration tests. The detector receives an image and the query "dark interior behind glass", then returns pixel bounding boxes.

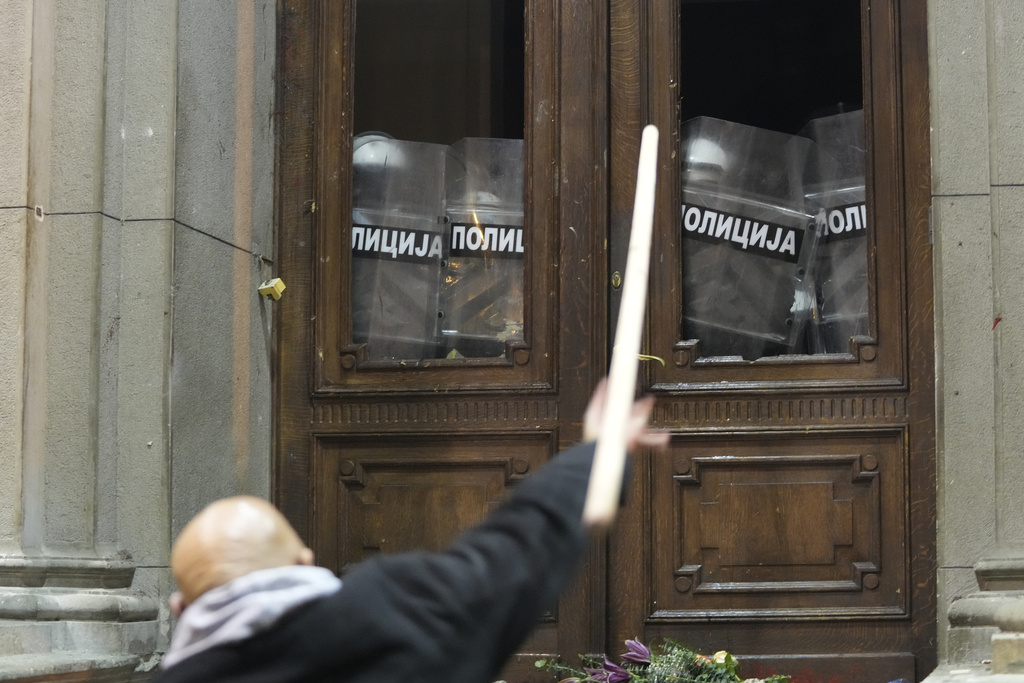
[680,0,862,134]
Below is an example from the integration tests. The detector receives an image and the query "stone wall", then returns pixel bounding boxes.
[170,0,275,541]
[929,0,1024,678]
[0,1,275,678]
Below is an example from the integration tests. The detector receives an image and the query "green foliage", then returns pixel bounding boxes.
[536,638,790,683]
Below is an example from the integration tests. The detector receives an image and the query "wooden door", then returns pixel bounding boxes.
[274,1,611,680]
[274,0,935,681]
[606,1,935,682]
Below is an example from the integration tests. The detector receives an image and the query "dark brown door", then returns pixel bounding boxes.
[274,0,934,681]
[275,2,610,680]
[606,1,935,681]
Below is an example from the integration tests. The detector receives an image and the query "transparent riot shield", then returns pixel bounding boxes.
[440,138,525,358]
[351,134,447,360]
[800,110,868,354]
[680,117,822,359]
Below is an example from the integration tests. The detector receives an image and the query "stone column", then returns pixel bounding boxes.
[0,0,176,678]
[0,0,32,564]
[927,2,1024,681]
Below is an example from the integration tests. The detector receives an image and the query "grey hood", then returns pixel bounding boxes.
[161,565,342,669]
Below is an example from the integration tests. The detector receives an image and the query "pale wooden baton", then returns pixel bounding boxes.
[582,124,659,529]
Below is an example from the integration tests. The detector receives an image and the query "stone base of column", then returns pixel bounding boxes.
[926,549,1024,682]
[946,592,1017,663]
[0,653,145,682]
[0,558,162,681]
[922,664,1024,683]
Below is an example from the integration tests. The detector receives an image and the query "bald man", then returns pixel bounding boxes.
[170,496,315,607]
[153,382,667,683]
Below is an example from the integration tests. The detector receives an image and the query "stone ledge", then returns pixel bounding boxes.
[0,619,161,657]
[923,665,1024,683]
[0,588,158,622]
[0,558,134,590]
[949,593,1024,628]
[0,653,140,682]
[977,547,1024,592]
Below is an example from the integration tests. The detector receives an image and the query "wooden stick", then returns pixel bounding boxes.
[582,124,659,529]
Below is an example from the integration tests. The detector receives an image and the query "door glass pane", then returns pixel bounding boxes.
[679,0,865,359]
[351,0,525,361]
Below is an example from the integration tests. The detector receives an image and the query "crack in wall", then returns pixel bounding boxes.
[0,205,273,265]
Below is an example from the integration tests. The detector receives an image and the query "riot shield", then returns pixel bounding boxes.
[680,117,822,359]
[351,134,447,360]
[800,110,868,354]
[440,138,525,358]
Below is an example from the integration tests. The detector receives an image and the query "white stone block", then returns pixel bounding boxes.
[0,0,31,207]
[929,0,991,195]
[934,195,998,565]
[994,633,1024,675]
[989,1,1024,186]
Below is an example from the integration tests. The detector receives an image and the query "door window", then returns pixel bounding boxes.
[678,0,865,360]
[351,0,526,361]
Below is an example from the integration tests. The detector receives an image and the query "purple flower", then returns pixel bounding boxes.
[620,638,651,665]
[602,659,633,683]
[582,660,632,683]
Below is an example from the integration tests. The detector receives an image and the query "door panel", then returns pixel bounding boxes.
[312,429,561,682]
[655,430,906,620]
[312,430,557,570]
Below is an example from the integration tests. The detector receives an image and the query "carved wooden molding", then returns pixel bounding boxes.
[648,430,909,622]
[672,337,880,368]
[311,398,559,426]
[336,456,533,491]
[339,341,531,372]
[673,453,882,482]
[652,395,909,426]
[671,564,882,595]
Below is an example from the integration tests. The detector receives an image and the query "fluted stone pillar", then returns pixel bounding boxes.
[0,0,176,678]
[925,1,1024,681]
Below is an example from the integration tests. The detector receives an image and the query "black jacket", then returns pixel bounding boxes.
[153,441,599,683]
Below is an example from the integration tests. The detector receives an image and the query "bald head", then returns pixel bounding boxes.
[171,496,314,607]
